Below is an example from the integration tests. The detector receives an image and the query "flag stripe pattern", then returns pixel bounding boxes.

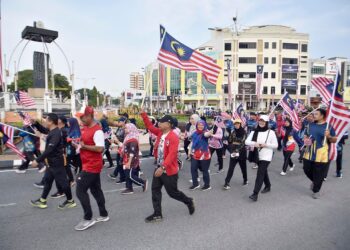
[311,77,333,106]
[0,125,25,160]
[15,91,35,107]
[18,111,32,126]
[232,103,247,127]
[279,93,301,131]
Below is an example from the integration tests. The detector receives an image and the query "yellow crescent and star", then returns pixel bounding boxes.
[171,40,186,57]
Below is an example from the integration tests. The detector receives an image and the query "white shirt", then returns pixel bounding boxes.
[93,130,105,147]
[245,130,278,162]
[157,132,170,166]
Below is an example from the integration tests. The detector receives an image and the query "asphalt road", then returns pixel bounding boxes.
[0,146,350,250]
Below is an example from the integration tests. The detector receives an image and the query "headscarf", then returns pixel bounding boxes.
[68,118,81,138]
[191,120,209,152]
[213,116,224,134]
[234,122,245,138]
[124,123,139,143]
[252,120,269,141]
[189,114,200,136]
[283,118,293,145]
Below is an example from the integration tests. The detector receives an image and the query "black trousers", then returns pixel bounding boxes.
[149,137,154,156]
[225,157,247,184]
[113,153,126,181]
[41,166,72,200]
[253,160,271,194]
[76,171,108,220]
[336,151,343,174]
[103,145,114,167]
[67,153,82,175]
[282,151,294,172]
[277,137,282,150]
[184,138,191,156]
[209,147,223,170]
[222,143,229,156]
[303,159,328,193]
[152,172,192,216]
[19,152,45,170]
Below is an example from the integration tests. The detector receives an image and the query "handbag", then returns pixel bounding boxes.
[248,130,271,164]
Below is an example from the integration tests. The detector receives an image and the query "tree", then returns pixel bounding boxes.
[8,69,34,91]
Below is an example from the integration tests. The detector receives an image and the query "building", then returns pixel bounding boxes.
[122,89,146,107]
[129,72,144,90]
[144,25,309,112]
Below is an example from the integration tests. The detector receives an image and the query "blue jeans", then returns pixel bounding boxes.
[191,159,210,187]
[124,168,144,190]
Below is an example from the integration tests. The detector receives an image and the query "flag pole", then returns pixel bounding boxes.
[0,122,38,137]
[301,106,321,121]
[268,92,287,117]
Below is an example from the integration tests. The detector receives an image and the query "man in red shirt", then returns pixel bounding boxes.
[74,106,109,231]
[141,112,195,223]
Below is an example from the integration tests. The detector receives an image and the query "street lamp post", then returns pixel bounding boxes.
[76,77,96,108]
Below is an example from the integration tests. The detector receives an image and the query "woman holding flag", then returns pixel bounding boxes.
[208,116,224,173]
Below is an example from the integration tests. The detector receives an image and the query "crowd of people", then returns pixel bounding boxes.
[13,105,348,230]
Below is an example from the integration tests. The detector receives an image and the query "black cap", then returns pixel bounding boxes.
[158,115,174,124]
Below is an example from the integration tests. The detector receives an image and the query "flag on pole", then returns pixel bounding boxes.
[160,24,166,42]
[157,26,221,85]
[159,64,166,95]
[14,90,35,107]
[279,93,301,131]
[256,65,263,100]
[233,103,247,127]
[18,111,32,126]
[0,125,25,160]
[310,77,334,106]
[326,71,350,160]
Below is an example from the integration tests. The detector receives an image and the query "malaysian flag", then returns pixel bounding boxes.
[14,91,35,107]
[326,71,350,161]
[256,65,263,100]
[0,124,25,160]
[157,26,221,85]
[159,63,166,95]
[18,111,32,126]
[311,77,334,106]
[278,93,301,131]
[233,103,247,127]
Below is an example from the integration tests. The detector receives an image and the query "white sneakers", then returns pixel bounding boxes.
[280,171,287,176]
[289,164,295,171]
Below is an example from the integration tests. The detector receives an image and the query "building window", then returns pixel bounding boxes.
[300,75,307,78]
[272,42,277,49]
[300,85,307,95]
[301,70,307,73]
[263,86,268,94]
[301,60,307,63]
[271,86,275,94]
[185,71,197,94]
[239,42,257,49]
[301,56,308,59]
[170,68,181,95]
[282,58,298,64]
[282,43,298,50]
[264,72,268,79]
[239,57,256,64]
[224,43,232,51]
[271,72,276,79]
[264,57,269,64]
[238,72,256,78]
[311,66,325,74]
[301,44,308,52]
[264,42,269,49]
[282,87,297,95]
[282,73,298,79]
[272,57,276,64]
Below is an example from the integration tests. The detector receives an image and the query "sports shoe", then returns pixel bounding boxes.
[280,171,287,176]
[38,165,47,173]
[222,155,226,159]
[108,174,116,180]
[189,178,200,183]
[312,192,321,199]
[116,180,126,184]
[50,192,65,199]
[201,185,212,191]
[74,220,96,231]
[261,186,271,194]
[187,199,195,215]
[189,184,200,190]
[15,169,26,174]
[33,182,44,189]
[121,189,134,195]
[217,169,224,174]
[252,164,258,169]
[58,200,77,209]
[145,214,163,223]
[289,164,295,171]
[223,184,230,190]
[142,180,148,192]
[323,177,327,181]
[95,216,110,222]
[242,181,249,186]
[249,193,258,202]
[336,172,343,178]
[30,198,47,209]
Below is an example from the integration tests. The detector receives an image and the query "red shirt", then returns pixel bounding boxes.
[80,124,103,173]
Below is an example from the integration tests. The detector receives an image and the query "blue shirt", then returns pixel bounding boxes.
[19,129,36,153]
[303,122,335,163]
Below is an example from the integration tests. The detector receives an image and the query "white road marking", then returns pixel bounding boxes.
[0,203,16,207]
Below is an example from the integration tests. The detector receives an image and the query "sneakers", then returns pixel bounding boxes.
[187,199,195,215]
[95,216,110,222]
[116,180,126,184]
[189,184,200,190]
[336,172,343,178]
[74,220,96,231]
[261,186,271,194]
[38,165,47,173]
[201,185,212,191]
[223,184,231,190]
[249,193,258,202]
[280,171,287,176]
[242,181,249,186]
[33,182,44,189]
[189,178,200,183]
[143,180,148,192]
[312,192,321,199]
[217,169,224,174]
[289,164,295,171]
[121,189,134,195]
[145,214,163,223]
[15,169,26,174]
[323,177,327,181]
[252,164,258,169]
[50,192,65,199]
[30,198,47,209]
[108,174,116,180]
[58,200,77,209]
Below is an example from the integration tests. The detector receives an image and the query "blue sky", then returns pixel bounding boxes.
[3,0,350,96]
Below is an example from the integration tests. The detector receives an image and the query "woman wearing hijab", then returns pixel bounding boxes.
[121,123,147,195]
[186,114,201,160]
[100,116,114,168]
[189,120,212,191]
[223,119,248,190]
[66,117,82,175]
[208,116,224,173]
[245,115,278,201]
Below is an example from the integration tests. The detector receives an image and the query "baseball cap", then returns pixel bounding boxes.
[158,115,174,124]
[75,106,94,118]
[259,115,269,122]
